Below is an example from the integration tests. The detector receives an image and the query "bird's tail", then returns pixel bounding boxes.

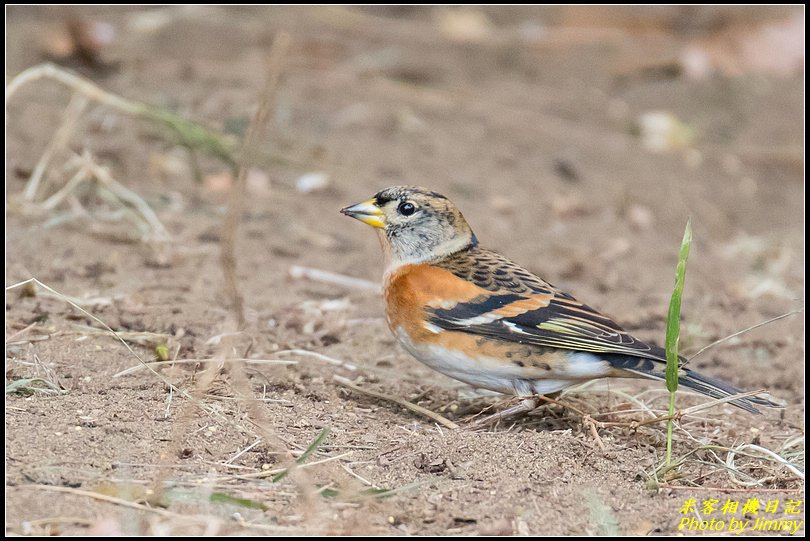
[606,354,784,414]
[676,367,783,414]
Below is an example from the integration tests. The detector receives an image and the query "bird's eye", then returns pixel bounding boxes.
[397,201,416,216]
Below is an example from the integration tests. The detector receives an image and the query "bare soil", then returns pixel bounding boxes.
[6,6,804,536]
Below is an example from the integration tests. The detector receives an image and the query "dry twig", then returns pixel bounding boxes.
[334,375,459,429]
[288,265,381,293]
[220,33,291,327]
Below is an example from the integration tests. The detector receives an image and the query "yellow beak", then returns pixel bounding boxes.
[340,198,385,228]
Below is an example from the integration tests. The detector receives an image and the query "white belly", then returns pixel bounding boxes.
[394,327,574,396]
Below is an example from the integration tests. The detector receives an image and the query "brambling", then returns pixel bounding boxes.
[341,186,779,420]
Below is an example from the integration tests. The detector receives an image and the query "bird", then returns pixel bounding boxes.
[340,185,780,423]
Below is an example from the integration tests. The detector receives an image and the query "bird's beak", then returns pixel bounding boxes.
[340,198,385,228]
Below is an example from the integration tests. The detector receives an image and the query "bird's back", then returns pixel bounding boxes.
[427,246,780,413]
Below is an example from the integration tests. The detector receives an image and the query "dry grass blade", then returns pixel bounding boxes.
[334,375,460,429]
[112,357,298,378]
[685,309,803,365]
[224,438,263,465]
[5,321,38,343]
[220,32,290,328]
[211,451,354,482]
[13,484,179,519]
[19,149,170,242]
[26,517,95,527]
[87,157,170,240]
[680,389,779,415]
[340,464,378,488]
[11,485,295,534]
[587,389,777,429]
[5,278,221,421]
[725,443,804,484]
[6,63,141,111]
[5,63,237,168]
[288,265,381,293]
[5,377,65,396]
[38,160,90,211]
[276,348,358,371]
[24,92,87,201]
[69,323,169,344]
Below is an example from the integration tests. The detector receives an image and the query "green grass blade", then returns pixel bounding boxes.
[162,488,267,510]
[665,218,692,392]
[145,107,237,169]
[665,218,692,466]
[5,378,65,395]
[295,427,331,464]
[272,427,331,483]
[208,491,267,510]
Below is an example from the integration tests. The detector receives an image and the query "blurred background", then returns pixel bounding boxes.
[7,5,803,326]
[6,6,804,536]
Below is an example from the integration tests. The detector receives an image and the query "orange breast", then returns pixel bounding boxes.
[384,264,487,343]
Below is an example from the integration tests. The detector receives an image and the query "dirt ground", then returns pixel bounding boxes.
[5,6,804,536]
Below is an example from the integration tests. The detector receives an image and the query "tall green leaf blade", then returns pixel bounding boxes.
[665,218,692,393]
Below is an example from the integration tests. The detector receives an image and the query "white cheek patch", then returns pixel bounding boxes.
[387,234,476,270]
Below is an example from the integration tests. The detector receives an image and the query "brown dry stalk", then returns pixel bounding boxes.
[6,63,143,112]
[206,32,302,509]
[220,32,291,328]
[25,92,88,201]
[6,62,236,169]
[150,31,297,509]
[334,375,460,429]
[150,355,223,502]
[208,30,325,518]
[227,341,295,459]
[215,27,301,494]
[12,485,295,534]
[14,484,180,519]
[582,414,606,451]
[684,309,802,366]
[288,265,381,293]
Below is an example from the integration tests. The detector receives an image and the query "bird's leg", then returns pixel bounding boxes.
[468,396,538,429]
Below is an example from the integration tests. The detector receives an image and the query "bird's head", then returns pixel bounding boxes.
[341,186,477,268]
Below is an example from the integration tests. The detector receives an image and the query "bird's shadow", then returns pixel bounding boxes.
[455,395,586,433]
[342,384,588,433]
